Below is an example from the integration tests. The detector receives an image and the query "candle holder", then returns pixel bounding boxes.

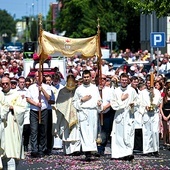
[148,87,155,111]
[148,103,155,111]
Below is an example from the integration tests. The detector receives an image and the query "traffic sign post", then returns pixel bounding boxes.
[150,32,166,75]
[107,32,117,55]
[150,32,165,48]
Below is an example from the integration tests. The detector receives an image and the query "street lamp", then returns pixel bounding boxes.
[32,3,35,20]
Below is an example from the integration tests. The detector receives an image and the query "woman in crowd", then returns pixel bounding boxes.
[160,87,170,146]
[154,80,165,139]
[154,81,165,97]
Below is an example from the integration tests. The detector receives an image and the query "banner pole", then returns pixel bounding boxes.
[38,14,42,124]
[97,18,103,126]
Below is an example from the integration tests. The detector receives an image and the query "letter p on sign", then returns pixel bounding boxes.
[150,32,165,48]
[154,35,162,45]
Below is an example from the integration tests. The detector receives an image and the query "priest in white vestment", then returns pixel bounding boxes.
[55,74,81,155]
[110,73,138,160]
[138,77,162,155]
[0,90,6,169]
[73,70,102,160]
[1,77,27,170]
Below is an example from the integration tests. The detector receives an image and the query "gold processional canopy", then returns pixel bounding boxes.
[38,30,101,63]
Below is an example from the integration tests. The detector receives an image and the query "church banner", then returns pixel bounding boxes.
[38,30,100,61]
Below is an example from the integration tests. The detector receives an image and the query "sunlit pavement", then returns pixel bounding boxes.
[18,142,170,170]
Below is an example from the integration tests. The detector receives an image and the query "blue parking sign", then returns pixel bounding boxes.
[150,32,166,48]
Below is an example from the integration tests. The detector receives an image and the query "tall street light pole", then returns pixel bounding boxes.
[150,12,154,61]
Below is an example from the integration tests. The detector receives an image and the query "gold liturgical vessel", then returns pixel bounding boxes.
[148,87,154,111]
[148,73,154,111]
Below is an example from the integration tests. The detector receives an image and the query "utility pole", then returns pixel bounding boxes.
[150,12,154,61]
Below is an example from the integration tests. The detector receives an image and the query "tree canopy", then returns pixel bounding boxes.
[0,10,16,43]
[127,0,170,18]
[51,0,140,51]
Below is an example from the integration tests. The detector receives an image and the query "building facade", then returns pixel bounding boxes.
[140,13,170,55]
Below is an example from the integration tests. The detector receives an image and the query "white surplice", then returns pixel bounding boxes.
[138,88,162,154]
[1,90,27,159]
[110,86,138,158]
[0,91,6,169]
[50,85,63,149]
[73,83,102,152]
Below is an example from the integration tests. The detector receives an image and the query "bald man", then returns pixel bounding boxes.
[1,77,27,170]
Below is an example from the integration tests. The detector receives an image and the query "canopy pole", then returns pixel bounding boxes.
[38,14,43,124]
[97,18,103,126]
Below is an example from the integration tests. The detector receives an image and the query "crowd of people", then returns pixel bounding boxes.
[0,48,170,169]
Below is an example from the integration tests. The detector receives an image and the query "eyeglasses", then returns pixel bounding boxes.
[2,82,9,85]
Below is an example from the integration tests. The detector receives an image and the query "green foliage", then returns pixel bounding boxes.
[55,0,140,50]
[127,0,170,18]
[46,5,53,32]
[0,10,16,43]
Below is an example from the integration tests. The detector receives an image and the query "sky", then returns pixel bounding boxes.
[0,0,57,19]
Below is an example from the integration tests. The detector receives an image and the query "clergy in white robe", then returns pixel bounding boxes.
[1,77,27,170]
[110,73,138,160]
[55,74,80,155]
[51,85,63,149]
[16,77,30,152]
[129,77,143,152]
[72,70,102,159]
[0,90,6,169]
[138,78,162,155]
[50,75,64,150]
